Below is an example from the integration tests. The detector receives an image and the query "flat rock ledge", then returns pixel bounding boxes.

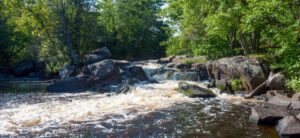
[250,103,300,137]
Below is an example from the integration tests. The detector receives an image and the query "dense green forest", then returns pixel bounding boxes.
[0,0,167,69]
[0,0,300,91]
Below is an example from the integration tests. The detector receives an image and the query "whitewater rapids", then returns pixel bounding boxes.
[0,81,195,136]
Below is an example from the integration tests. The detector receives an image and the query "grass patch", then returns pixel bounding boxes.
[175,88,194,96]
[181,57,207,65]
[247,53,270,61]
[217,84,226,91]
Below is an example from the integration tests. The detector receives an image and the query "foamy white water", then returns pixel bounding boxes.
[0,81,194,136]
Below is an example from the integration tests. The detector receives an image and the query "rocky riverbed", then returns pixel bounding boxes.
[1,47,300,137]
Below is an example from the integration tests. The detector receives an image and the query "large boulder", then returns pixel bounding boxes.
[266,72,285,90]
[178,82,216,98]
[267,94,300,110]
[276,115,300,137]
[83,54,106,65]
[48,59,121,92]
[12,60,35,77]
[246,72,287,98]
[206,56,267,93]
[46,75,97,92]
[81,59,120,82]
[160,56,209,81]
[128,66,148,81]
[292,93,300,101]
[83,47,112,65]
[191,63,209,80]
[266,90,287,100]
[59,65,76,80]
[250,103,289,126]
[268,94,292,107]
[113,60,131,67]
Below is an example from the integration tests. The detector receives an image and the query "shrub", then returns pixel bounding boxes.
[287,78,300,92]
[231,79,245,92]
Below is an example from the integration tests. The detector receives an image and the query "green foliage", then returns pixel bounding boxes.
[0,0,168,72]
[287,78,300,93]
[163,0,300,91]
[99,0,167,59]
[231,79,245,92]
[217,84,226,91]
[247,53,270,61]
[1,0,300,84]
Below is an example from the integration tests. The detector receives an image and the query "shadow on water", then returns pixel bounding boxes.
[0,81,49,93]
[0,81,279,138]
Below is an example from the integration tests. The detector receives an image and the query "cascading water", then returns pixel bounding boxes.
[0,61,279,137]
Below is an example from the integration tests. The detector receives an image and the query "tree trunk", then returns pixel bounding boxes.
[251,30,260,53]
[228,30,237,55]
[239,32,248,55]
[61,1,78,65]
[74,0,83,64]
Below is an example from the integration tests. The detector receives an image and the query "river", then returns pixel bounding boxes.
[0,80,279,138]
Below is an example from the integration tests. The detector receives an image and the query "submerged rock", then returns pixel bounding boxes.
[46,76,97,92]
[276,114,300,137]
[128,66,149,81]
[115,80,136,93]
[178,82,216,98]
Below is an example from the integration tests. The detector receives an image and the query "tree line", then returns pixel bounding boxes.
[0,0,167,72]
[162,0,300,91]
[0,0,300,91]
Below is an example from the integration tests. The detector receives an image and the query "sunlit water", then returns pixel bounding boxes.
[0,80,279,138]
